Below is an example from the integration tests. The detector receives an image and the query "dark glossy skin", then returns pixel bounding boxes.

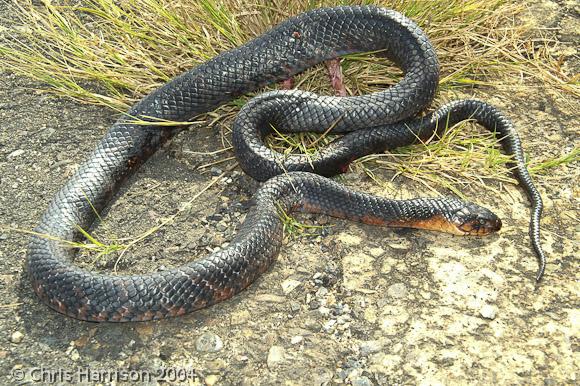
[234,99,545,280]
[27,6,545,322]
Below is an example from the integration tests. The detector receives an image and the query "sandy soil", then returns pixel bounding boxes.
[0,1,578,385]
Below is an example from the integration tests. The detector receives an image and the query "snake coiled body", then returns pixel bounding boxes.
[27,6,544,322]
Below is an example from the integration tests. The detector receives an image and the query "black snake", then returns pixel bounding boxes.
[27,6,545,322]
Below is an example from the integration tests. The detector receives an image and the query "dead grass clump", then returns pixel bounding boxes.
[1,0,577,192]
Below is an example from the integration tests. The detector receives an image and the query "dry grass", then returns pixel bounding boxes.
[2,0,577,260]
[0,0,577,196]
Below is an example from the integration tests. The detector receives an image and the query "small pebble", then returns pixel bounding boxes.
[387,283,408,299]
[290,335,303,345]
[7,149,24,159]
[323,319,337,331]
[544,377,557,386]
[195,332,223,353]
[205,374,220,386]
[267,346,285,367]
[10,331,24,344]
[368,247,384,257]
[334,303,349,315]
[210,167,223,176]
[309,300,320,310]
[281,279,301,294]
[318,306,331,316]
[70,349,80,361]
[315,287,328,297]
[359,340,383,356]
[480,304,498,320]
[314,370,333,385]
[351,375,373,386]
[207,214,223,222]
[289,301,301,312]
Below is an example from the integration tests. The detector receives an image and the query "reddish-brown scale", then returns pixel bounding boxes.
[360,214,389,226]
[387,215,465,235]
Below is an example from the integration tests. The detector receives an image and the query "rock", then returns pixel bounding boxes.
[281,279,301,294]
[255,294,286,303]
[10,331,24,343]
[207,213,223,222]
[337,233,362,245]
[204,359,225,372]
[7,149,24,159]
[290,335,303,345]
[313,369,333,385]
[387,283,408,299]
[70,349,80,361]
[351,375,373,386]
[313,271,331,287]
[315,287,329,298]
[388,240,411,250]
[50,159,73,171]
[210,167,223,176]
[360,340,383,356]
[309,300,320,310]
[337,368,351,381]
[205,374,220,385]
[267,346,285,367]
[543,378,557,386]
[289,301,301,312]
[195,332,223,353]
[368,247,384,257]
[480,304,498,320]
[323,319,337,332]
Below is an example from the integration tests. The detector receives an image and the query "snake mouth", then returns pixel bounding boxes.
[386,215,477,235]
[456,216,502,236]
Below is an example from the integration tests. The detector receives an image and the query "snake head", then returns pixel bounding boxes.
[386,197,502,236]
[447,201,502,236]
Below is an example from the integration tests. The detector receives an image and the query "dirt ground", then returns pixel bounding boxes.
[0,1,578,385]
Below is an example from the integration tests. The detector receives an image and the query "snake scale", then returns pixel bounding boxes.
[27,6,545,322]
